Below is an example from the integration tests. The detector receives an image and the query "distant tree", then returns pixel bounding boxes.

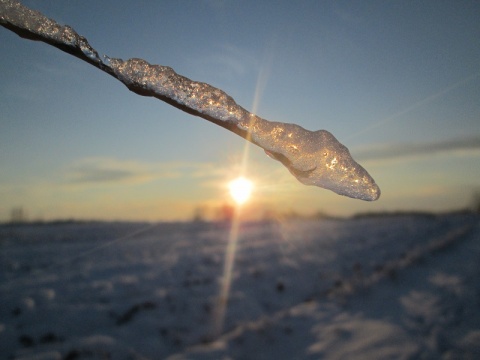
[10,207,27,223]
[261,208,277,222]
[472,191,480,213]
[217,203,234,222]
[192,206,207,222]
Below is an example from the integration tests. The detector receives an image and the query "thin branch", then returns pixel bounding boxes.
[0,0,380,201]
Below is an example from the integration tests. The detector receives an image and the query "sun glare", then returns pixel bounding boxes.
[228,177,253,205]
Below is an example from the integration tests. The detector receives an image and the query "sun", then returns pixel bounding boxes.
[228,177,253,205]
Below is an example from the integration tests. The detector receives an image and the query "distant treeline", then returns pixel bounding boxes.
[1,219,100,227]
[351,208,475,220]
[1,208,476,227]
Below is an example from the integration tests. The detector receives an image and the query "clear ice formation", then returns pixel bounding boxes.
[0,0,380,201]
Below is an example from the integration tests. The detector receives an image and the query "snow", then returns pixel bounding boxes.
[1,213,479,359]
[0,0,380,201]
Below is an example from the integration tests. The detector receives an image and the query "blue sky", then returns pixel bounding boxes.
[1,0,479,221]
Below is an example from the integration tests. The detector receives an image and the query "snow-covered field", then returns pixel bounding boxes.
[1,213,479,360]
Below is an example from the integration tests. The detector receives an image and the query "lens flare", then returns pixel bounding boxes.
[228,177,253,205]
[212,51,270,338]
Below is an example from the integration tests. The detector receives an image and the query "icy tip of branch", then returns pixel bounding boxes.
[244,119,381,201]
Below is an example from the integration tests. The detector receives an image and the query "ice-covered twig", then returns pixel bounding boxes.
[0,0,380,201]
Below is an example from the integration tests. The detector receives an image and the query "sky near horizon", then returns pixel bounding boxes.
[1,0,479,221]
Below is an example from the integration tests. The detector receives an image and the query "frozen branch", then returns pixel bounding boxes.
[0,0,380,201]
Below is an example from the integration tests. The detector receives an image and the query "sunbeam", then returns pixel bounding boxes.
[212,49,273,337]
[212,201,242,337]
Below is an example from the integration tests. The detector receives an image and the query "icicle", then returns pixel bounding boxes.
[0,0,380,200]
